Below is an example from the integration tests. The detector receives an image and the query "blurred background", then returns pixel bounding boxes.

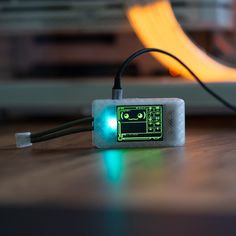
[0,0,236,120]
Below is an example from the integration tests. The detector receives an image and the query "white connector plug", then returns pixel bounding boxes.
[15,132,32,148]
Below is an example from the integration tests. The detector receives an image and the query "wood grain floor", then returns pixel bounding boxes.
[0,116,236,235]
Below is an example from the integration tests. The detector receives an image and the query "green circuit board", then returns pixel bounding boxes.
[117,105,163,142]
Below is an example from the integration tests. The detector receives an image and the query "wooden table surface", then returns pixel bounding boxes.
[0,116,236,236]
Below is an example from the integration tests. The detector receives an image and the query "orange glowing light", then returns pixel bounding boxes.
[127,0,236,82]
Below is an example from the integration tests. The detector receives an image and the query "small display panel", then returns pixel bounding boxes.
[117,105,163,142]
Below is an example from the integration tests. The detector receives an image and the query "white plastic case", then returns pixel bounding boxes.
[92,98,185,149]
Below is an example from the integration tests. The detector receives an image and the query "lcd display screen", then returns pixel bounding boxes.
[117,105,163,142]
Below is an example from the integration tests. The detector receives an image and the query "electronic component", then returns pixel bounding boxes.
[117,105,163,142]
[92,98,185,148]
[15,132,32,148]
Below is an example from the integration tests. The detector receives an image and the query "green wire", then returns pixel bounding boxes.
[31,117,93,139]
[31,126,93,143]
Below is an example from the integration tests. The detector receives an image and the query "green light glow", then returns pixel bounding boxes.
[117,105,163,142]
[107,117,117,130]
[103,150,124,183]
[101,107,117,139]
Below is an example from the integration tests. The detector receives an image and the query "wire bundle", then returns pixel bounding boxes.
[30,117,93,144]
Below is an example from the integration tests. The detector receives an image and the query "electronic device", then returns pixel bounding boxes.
[92,98,185,148]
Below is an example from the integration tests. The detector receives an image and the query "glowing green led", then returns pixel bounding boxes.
[117,105,163,142]
[107,117,117,130]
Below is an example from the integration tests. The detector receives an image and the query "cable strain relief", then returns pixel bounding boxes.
[112,88,123,100]
[15,132,32,148]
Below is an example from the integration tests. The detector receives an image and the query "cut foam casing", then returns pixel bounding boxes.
[92,98,185,149]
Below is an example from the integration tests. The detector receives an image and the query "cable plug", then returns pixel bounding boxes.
[15,132,32,148]
[112,88,123,100]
